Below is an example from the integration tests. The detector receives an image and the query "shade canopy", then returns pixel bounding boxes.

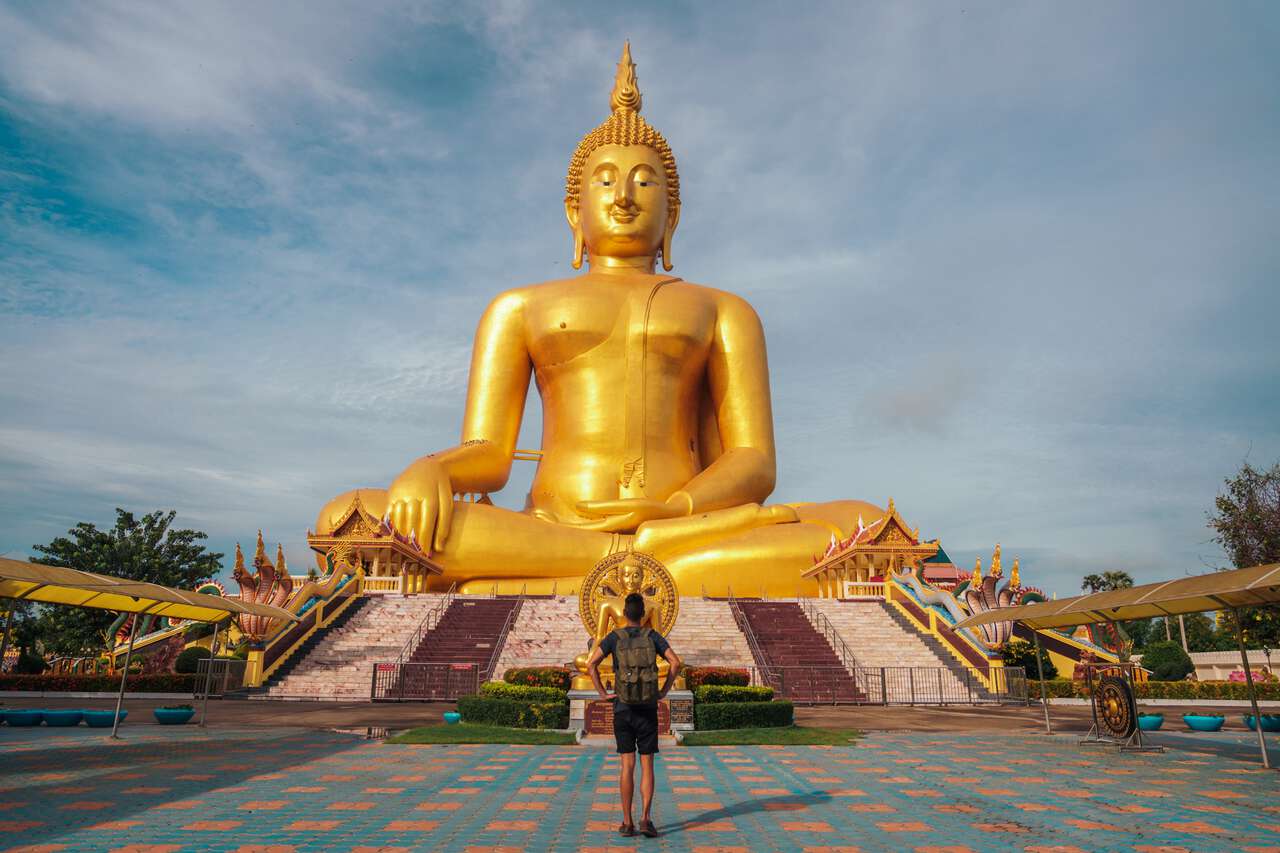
[0,556,298,624]
[953,563,1280,631]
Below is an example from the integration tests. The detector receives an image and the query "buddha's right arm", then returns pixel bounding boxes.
[386,291,532,548]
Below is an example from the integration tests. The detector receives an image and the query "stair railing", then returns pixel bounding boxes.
[798,598,875,699]
[482,586,525,682]
[395,581,457,666]
[727,588,777,690]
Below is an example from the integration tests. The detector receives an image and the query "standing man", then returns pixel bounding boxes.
[587,592,682,839]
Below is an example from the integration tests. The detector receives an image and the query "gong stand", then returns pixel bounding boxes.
[1078,661,1162,753]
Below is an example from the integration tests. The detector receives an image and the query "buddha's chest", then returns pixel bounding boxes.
[526,285,716,372]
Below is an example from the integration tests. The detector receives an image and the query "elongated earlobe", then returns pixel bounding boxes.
[572,228,585,270]
[661,204,680,272]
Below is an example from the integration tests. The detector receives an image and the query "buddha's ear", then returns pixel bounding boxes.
[661,202,681,272]
[565,200,585,270]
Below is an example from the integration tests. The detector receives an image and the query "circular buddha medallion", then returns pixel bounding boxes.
[1094,674,1137,739]
[578,551,679,638]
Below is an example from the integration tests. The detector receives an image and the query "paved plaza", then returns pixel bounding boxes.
[1,725,1277,852]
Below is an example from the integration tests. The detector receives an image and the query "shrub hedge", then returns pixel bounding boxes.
[694,700,793,730]
[457,695,569,729]
[0,673,199,693]
[503,666,572,690]
[1030,679,1280,701]
[1140,641,1194,681]
[684,666,750,688]
[693,685,774,704]
[479,681,568,703]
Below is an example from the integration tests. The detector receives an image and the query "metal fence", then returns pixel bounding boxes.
[741,664,1028,705]
[370,661,481,701]
[193,658,248,698]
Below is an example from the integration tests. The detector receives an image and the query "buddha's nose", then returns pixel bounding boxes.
[612,179,634,208]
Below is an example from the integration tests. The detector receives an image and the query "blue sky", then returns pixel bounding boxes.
[1,1,1277,597]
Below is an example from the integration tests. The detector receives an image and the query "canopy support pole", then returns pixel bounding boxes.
[199,617,222,728]
[1032,629,1052,734]
[110,615,140,740]
[1231,608,1271,769]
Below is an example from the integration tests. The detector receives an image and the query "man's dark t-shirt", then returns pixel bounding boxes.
[598,626,670,709]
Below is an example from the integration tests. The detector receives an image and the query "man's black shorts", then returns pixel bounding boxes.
[613,701,659,755]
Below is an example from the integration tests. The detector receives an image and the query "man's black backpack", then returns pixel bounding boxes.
[614,627,659,705]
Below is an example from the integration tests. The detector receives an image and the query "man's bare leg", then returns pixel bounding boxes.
[639,753,655,824]
[619,752,636,826]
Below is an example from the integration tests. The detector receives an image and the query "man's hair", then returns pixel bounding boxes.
[623,593,645,623]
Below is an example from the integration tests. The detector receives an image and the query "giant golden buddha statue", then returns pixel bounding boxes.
[315,43,883,597]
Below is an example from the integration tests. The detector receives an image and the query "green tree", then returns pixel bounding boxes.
[1081,571,1135,593]
[1208,461,1280,649]
[1001,638,1058,680]
[29,509,223,658]
[1141,640,1194,681]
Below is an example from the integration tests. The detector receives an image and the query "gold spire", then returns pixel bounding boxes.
[609,40,642,114]
[254,530,269,569]
[276,544,287,574]
[1010,556,1021,588]
[990,543,1002,578]
[234,543,245,573]
[886,496,895,516]
[971,557,983,586]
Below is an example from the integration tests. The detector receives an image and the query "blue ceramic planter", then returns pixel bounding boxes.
[1244,714,1280,733]
[1182,714,1225,732]
[83,709,127,728]
[43,710,84,727]
[1137,713,1164,731]
[153,708,194,725]
[443,712,462,725]
[4,710,43,727]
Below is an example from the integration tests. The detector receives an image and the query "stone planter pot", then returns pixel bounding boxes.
[43,710,84,727]
[83,710,127,728]
[3,710,43,727]
[1137,713,1164,731]
[153,708,195,725]
[1244,714,1280,733]
[1182,714,1224,732]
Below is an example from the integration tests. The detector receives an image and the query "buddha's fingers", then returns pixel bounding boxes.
[418,497,438,555]
[391,499,409,538]
[435,479,453,553]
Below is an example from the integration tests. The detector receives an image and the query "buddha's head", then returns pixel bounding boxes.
[620,557,646,594]
[566,42,680,271]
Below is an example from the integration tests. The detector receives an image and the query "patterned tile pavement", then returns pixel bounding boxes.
[0,725,1277,852]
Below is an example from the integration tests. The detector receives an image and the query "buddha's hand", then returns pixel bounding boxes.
[573,492,694,533]
[386,456,454,554]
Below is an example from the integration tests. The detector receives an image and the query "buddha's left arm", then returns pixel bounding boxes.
[676,293,778,512]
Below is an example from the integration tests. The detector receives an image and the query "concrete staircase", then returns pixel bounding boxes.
[807,599,976,701]
[735,600,862,702]
[493,595,586,677]
[667,598,755,670]
[262,593,445,700]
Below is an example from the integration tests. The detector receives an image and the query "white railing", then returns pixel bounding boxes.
[363,576,403,595]
[843,581,885,599]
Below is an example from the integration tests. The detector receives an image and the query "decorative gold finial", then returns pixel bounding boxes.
[886,496,895,516]
[971,557,983,586]
[276,544,287,574]
[254,530,268,568]
[990,543,1002,577]
[610,40,642,114]
[1010,556,1021,588]
[234,543,245,573]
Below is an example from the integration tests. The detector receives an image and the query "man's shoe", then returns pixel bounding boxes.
[640,820,658,838]
[618,823,636,837]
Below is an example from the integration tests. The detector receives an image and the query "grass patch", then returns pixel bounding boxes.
[387,723,577,745]
[680,725,861,746]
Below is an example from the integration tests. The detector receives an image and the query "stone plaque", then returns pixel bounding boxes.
[584,699,672,735]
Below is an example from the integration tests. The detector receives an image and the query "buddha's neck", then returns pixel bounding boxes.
[588,253,657,276]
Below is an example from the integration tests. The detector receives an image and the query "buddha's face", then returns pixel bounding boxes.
[621,559,644,592]
[569,144,676,262]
